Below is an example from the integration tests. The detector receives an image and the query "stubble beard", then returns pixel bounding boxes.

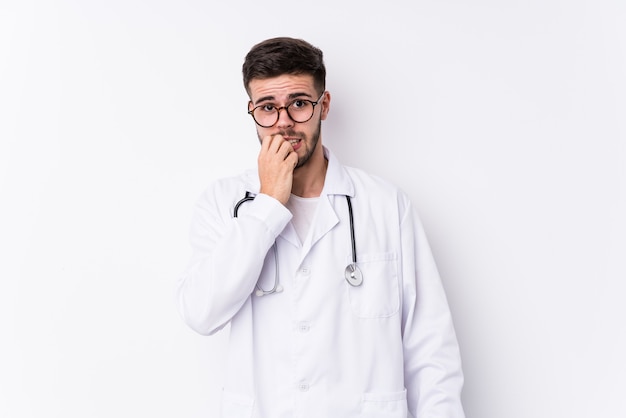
[294,119,321,169]
[256,119,322,169]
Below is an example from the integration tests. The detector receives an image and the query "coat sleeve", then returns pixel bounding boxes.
[176,183,291,336]
[400,199,465,418]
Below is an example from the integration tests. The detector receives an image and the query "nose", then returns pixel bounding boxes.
[275,107,295,129]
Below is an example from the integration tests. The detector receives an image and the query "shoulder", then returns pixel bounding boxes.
[345,166,410,201]
[196,169,259,210]
[342,165,413,219]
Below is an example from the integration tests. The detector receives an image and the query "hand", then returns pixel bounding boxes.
[258,134,298,205]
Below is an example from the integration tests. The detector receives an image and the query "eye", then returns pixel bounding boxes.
[260,104,275,112]
[291,100,308,109]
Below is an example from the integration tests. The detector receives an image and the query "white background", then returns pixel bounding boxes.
[1,1,625,417]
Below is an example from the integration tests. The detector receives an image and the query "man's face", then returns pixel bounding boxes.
[247,74,330,169]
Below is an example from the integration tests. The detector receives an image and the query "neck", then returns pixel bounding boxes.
[291,146,328,198]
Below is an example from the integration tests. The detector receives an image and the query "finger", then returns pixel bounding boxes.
[259,137,269,156]
[260,135,275,152]
[277,139,295,160]
[267,134,285,153]
[285,148,298,166]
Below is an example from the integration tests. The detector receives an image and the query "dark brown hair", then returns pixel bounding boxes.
[242,37,326,96]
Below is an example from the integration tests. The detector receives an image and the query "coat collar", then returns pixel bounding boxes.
[320,146,355,197]
[241,146,355,252]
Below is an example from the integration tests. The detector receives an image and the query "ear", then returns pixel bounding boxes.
[248,100,254,112]
[320,91,331,121]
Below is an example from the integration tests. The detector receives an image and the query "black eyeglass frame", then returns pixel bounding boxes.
[247,92,325,128]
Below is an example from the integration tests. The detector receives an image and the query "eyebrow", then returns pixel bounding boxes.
[254,92,314,105]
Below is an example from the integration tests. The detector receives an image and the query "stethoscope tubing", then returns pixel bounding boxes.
[233,193,363,294]
[345,195,357,265]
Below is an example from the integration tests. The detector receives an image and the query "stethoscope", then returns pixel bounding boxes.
[233,193,363,296]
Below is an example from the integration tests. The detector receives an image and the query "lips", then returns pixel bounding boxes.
[285,137,301,150]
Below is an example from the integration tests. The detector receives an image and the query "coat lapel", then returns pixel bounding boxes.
[298,147,355,261]
[279,221,301,248]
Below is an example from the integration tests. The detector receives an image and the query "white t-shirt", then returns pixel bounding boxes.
[285,193,319,244]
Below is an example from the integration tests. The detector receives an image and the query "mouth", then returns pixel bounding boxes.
[284,137,301,148]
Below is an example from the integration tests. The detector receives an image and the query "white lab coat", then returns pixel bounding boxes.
[177,147,465,418]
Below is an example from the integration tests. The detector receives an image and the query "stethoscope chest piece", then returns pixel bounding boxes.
[256,284,283,297]
[344,263,363,287]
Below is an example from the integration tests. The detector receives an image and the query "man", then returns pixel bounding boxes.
[177,37,465,418]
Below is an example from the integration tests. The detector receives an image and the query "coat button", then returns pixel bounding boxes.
[298,383,310,392]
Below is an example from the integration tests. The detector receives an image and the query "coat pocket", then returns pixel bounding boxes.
[221,391,254,418]
[361,389,408,417]
[347,252,400,318]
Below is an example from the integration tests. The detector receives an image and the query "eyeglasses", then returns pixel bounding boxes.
[248,93,325,128]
